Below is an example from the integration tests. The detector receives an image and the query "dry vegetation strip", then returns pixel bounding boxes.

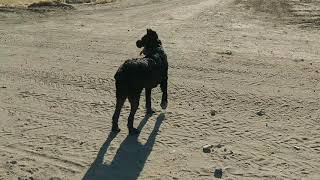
[234,0,293,16]
[0,0,44,6]
[0,0,114,6]
[235,0,320,29]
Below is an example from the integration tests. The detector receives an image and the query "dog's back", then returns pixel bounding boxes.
[114,47,167,91]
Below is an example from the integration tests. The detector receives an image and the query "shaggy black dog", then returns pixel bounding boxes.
[112,29,168,135]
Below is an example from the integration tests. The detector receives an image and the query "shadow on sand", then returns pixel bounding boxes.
[82,113,165,180]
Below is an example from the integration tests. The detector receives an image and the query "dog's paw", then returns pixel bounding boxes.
[160,101,168,110]
[146,109,155,115]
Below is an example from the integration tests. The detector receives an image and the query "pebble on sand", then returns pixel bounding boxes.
[9,160,17,164]
[256,110,265,116]
[203,145,213,153]
[214,168,223,178]
[225,50,232,55]
[217,50,232,56]
[294,146,301,150]
[210,110,216,116]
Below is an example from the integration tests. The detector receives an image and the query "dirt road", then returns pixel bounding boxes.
[1,0,320,179]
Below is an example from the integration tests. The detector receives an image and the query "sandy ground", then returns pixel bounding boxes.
[1,0,320,179]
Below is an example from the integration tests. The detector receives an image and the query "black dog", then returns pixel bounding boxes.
[112,29,168,135]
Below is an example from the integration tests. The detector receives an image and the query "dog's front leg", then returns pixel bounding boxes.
[160,79,168,110]
[145,88,154,115]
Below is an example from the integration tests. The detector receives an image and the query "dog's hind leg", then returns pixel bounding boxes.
[112,94,126,133]
[160,79,168,110]
[128,93,141,135]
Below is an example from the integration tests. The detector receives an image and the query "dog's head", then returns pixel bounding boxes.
[136,29,162,49]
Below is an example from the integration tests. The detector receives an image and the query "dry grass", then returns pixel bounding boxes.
[65,0,114,4]
[0,0,45,6]
[235,0,293,17]
[94,0,114,5]
[235,0,320,29]
[0,0,114,6]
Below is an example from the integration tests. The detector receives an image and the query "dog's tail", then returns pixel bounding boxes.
[114,63,129,83]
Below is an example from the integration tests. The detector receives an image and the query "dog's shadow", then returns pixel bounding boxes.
[82,113,165,180]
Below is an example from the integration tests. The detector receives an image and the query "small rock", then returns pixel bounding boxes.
[203,145,213,153]
[225,50,232,55]
[216,144,223,148]
[10,160,17,164]
[80,141,84,145]
[293,58,304,62]
[217,50,232,56]
[210,110,216,116]
[214,168,223,178]
[0,86,6,89]
[224,148,227,152]
[256,110,265,116]
[294,146,300,150]
[26,169,33,174]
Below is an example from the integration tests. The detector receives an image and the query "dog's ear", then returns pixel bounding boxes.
[147,29,158,40]
[147,29,156,37]
[136,40,143,48]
